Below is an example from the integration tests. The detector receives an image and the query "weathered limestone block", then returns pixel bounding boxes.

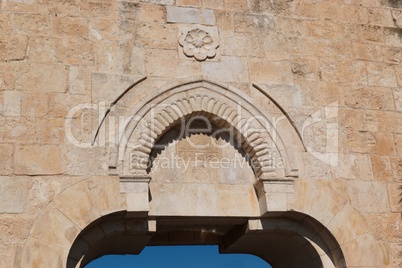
[339,108,367,131]
[395,66,402,88]
[343,235,391,267]
[95,41,146,74]
[332,153,373,180]
[0,177,31,213]
[291,58,318,82]
[342,130,377,154]
[376,113,402,140]
[138,23,178,49]
[371,155,393,181]
[391,9,402,27]
[28,36,57,64]
[0,0,37,13]
[319,59,364,84]
[86,176,126,215]
[366,62,398,87]
[367,7,394,27]
[375,131,396,155]
[52,181,101,229]
[0,34,27,61]
[30,204,80,249]
[233,13,275,34]
[345,86,395,110]
[385,27,402,47]
[256,180,294,213]
[201,56,248,82]
[348,181,390,213]
[176,0,201,7]
[0,63,14,90]
[121,176,150,213]
[352,42,383,61]
[3,90,22,117]
[0,215,33,245]
[387,183,402,213]
[249,59,293,85]
[219,31,258,57]
[0,13,12,35]
[56,37,95,65]
[21,237,69,268]
[0,244,17,268]
[15,145,63,175]
[149,183,260,216]
[91,72,144,103]
[21,92,47,118]
[38,0,79,16]
[0,144,13,175]
[327,204,368,246]
[390,156,402,181]
[48,92,90,118]
[358,24,384,43]
[394,87,402,111]
[304,20,343,40]
[166,6,216,25]
[383,46,402,64]
[202,0,224,10]
[80,0,118,18]
[137,3,165,23]
[15,62,68,93]
[299,153,332,179]
[145,48,200,78]
[53,16,89,38]
[0,117,36,143]
[25,176,82,216]
[364,212,402,243]
[63,143,108,175]
[395,133,402,156]
[89,18,122,41]
[306,180,348,226]
[390,242,402,267]
[13,14,51,36]
[289,179,350,224]
[68,66,92,95]
[140,0,174,5]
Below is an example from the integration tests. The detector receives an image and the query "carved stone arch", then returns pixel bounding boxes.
[130,94,274,181]
[114,77,305,181]
[110,77,306,215]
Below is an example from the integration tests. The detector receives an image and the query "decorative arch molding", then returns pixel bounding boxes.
[114,76,305,180]
[130,94,276,180]
[109,76,306,214]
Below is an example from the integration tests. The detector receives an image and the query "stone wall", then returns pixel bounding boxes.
[0,0,401,267]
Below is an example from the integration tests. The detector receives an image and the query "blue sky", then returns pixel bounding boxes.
[86,245,271,268]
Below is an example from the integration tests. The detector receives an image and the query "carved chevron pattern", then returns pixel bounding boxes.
[130,95,276,179]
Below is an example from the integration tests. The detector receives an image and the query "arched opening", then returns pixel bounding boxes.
[66,212,346,268]
[85,245,270,268]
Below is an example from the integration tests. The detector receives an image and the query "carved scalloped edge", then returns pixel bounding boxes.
[130,94,275,179]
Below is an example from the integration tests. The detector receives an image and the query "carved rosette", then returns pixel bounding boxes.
[179,27,219,61]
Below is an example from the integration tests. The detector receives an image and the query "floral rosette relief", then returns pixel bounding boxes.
[179,27,219,61]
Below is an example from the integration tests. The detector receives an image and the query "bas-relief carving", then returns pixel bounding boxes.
[179,26,219,61]
[150,134,255,185]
